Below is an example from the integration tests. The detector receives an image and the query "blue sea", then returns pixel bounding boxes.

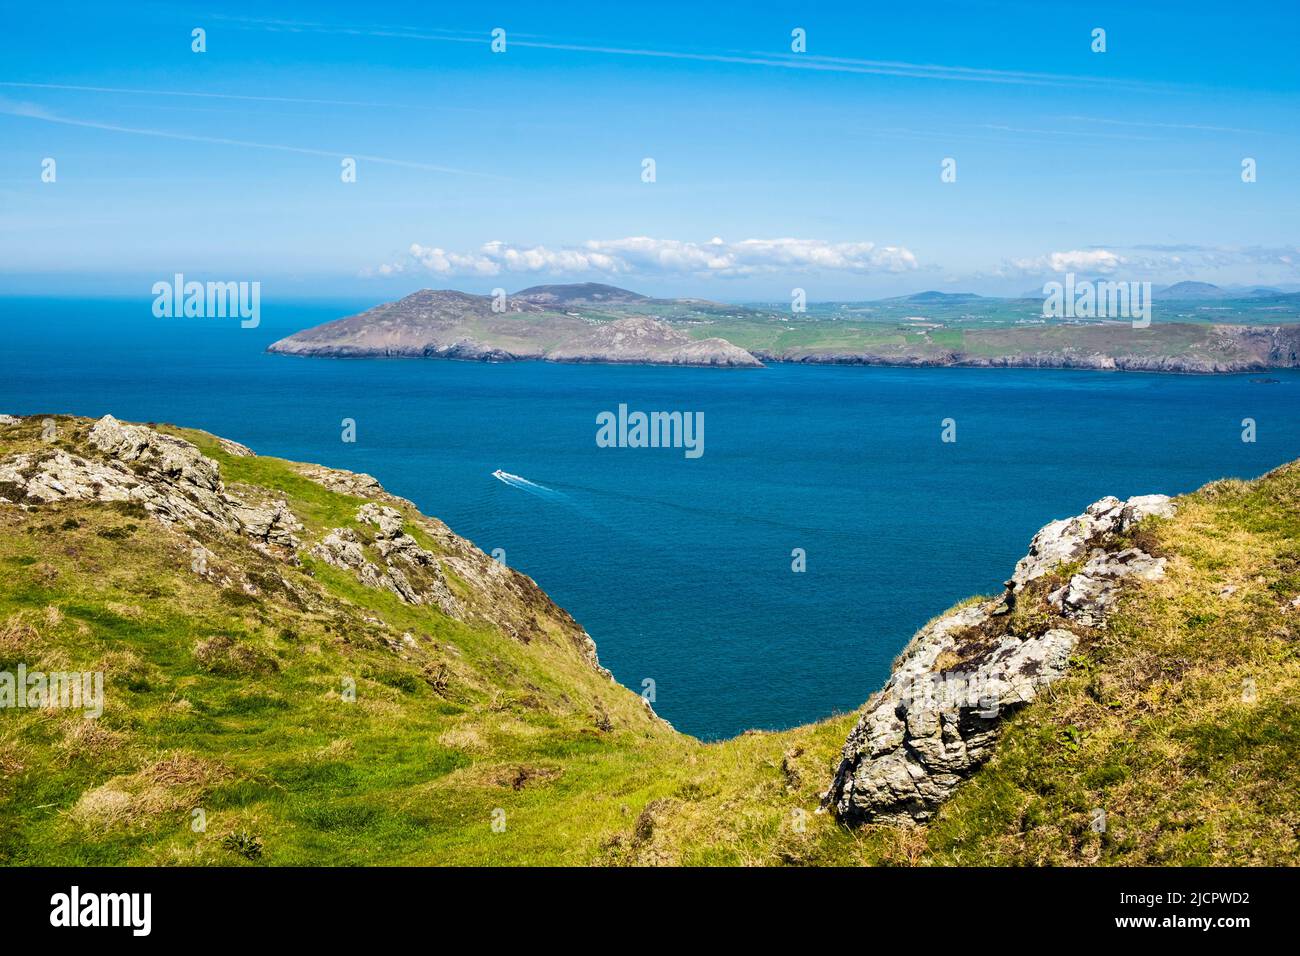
[3,295,1298,739]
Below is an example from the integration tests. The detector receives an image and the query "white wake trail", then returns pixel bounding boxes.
[492,470,566,500]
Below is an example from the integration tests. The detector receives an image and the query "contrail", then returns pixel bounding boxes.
[0,80,486,114]
[212,14,1184,93]
[0,100,512,180]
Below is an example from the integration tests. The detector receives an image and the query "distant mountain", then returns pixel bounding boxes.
[1158,281,1226,300]
[1154,282,1299,301]
[892,290,984,304]
[512,283,649,306]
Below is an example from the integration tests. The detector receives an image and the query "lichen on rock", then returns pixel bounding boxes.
[824,493,1175,826]
[0,415,302,555]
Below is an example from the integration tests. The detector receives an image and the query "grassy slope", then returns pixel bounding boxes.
[1,417,1296,865]
[684,318,1237,362]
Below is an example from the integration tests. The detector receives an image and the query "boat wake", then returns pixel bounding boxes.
[492,469,567,501]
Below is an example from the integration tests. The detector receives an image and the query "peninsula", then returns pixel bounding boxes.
[267,283,1300,373]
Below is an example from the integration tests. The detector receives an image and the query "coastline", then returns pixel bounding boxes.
[266,344,1300,375]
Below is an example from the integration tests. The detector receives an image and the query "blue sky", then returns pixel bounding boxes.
[1,0,1297,299]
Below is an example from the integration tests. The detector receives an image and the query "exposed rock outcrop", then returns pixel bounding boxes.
[1047,547,1167,626]
[217,436,256,458]
[824,492,1175,826]
[311,504,461,616]
[0,415,301,554]
[1010,493,1175,589]
[297,463,415,509]
[293,459,608,674]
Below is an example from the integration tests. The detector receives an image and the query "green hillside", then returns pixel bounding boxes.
[1,415,1296,865]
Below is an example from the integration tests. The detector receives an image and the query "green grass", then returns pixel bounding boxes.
[682,316,1259,364]
[2,417,1297,865]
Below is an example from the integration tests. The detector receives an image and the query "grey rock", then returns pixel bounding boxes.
[89,414,222,492]
[1120,494,1177,528]
[307,504,461,616]
[217,437,256,457]
[357,502,406,538]
[1010,493,1173,590]
[825,601,1078,824]
[231,498,303,550]
[311,527,368,569]
[1010,496,1122,588]
[1048,547,1167,626]
[298,463,409,504]
[0,415,302,554]
[827,492,1176,826]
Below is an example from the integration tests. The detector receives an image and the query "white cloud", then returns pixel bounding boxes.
[1008,249,1125,275]
[380,237,917,278]
[1001,244,1300,283]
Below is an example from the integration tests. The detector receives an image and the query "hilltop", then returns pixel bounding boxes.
[268,284,1300,373]
[268,287,758,367]
[1,413,1298,865]
[512,283,650,306]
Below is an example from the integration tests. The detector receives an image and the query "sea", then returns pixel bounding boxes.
[2,295,1297,739]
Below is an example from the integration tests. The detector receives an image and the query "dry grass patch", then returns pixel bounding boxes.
[437,724,486,752]
[0,614,40,657]
[69,752,234,830]
[193,635,278,676]
[484,764,563,790]
[58,718,129,760]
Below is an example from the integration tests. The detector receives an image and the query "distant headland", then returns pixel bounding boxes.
[267,282,1300,374]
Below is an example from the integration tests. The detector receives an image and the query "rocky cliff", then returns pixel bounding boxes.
[824,493,1176,824]
[0,414,610,674]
